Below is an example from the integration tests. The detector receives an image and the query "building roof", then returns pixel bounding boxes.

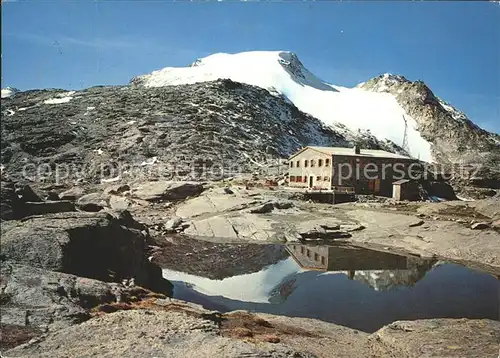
[392,179,411,185]
[289,146,411,160]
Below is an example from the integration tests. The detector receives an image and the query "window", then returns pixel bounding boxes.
[290,176,295,182]
[290,162,294,168]
[325,158,330,167]
[304,160,309,167]
[316,176,321,181]
[303,176,307,182]
[296,176,301,182]
[314,253,319,261]
[321,256,325,265]
[306,249,311,257]
[300,246,305,254]
[324,176,330,181]
[310,160,315,167]
[296,160,300,167]
[318,159,323,167]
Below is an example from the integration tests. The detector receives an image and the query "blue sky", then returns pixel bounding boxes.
[2,1,499,134]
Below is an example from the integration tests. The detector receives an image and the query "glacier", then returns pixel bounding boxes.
[133,51,434,162]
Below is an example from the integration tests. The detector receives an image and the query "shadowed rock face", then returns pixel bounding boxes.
[0,208,173,339]
[360,75,500,181]
[1,211,170,293]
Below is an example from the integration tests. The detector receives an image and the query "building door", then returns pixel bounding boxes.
[309,176,314,188]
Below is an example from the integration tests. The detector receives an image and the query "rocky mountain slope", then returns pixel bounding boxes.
[1,79,402,186]
[360,74,500,181]
[133,50,499,170]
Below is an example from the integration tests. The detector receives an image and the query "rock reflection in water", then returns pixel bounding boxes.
[162,243,499,332]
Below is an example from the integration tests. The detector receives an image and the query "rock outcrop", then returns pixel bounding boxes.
[4,299,499,358]
[1,210,170,293]
[360,74,500,183]
[131,181,205,202]
[0,199,172,343]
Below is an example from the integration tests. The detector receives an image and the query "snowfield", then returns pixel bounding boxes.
[1,87,19,99]
[135,51,433,162]
[43,91,77,105]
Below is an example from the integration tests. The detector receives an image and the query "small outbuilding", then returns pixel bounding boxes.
[392,179,420,201]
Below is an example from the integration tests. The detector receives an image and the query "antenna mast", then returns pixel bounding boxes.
[402,115,410,154]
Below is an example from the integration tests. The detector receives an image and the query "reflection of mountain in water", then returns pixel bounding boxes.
[155,236,288,279]
[163,244,499,332]
[353,268,428,291]
[283,244,435,293]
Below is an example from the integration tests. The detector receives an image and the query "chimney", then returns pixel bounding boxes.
[353,145,361,155]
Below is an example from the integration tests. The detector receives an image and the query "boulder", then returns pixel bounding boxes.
[274,201,294,210]
[471,222,491,230]
[23,201,76,216]
[0,262,168,333]
[301,231,352,241]
[0,262,114,331]
[45,191,60,201]
[1,180,21,220]
[165,216,183,232]
[15,185,43,203]
[249,201,294,214]
[319,223,341,231]
[373,319,500,357]
[0,211,172,296]
[250,202,275,214]
[108,195,130,211]
[58,187,85,201]
[342,224,366,232]
[250,201,294,214]
[409,220,425,227]
[297,221,351,240]
[103,184,130,196]
[131,181,204,202]
[76,193,107,212]
[423,181,457,200]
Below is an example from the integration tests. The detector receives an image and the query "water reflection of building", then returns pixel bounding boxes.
[285,244,435,291]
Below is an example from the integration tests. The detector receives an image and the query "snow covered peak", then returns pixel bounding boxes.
[357,73,409,89]
[1,87,20,99]
[132,50,336,94]
[130,50,433,162]
[380,73,408,83]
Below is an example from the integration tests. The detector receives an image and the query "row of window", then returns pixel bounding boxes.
[292,245,326,265]
[290,158,330,168]
[290,176,330,182]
